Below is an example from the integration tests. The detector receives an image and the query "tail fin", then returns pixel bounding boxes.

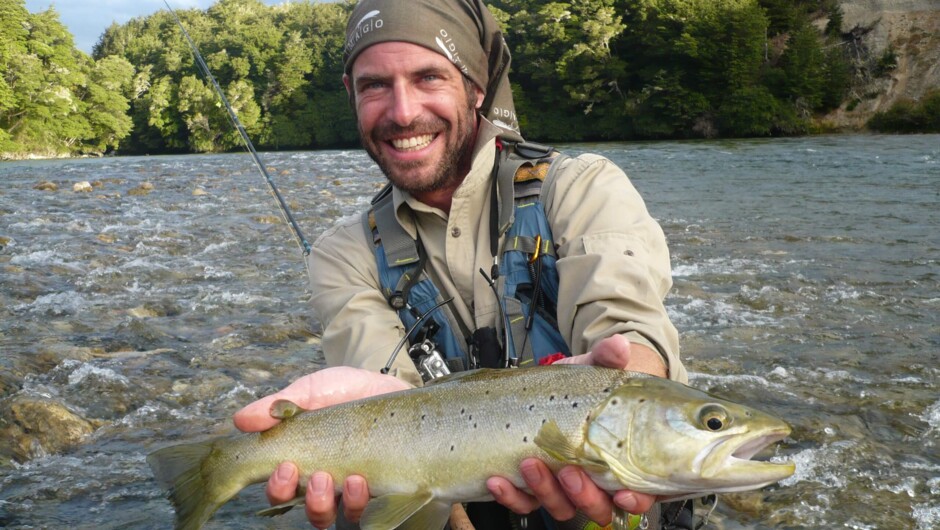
[147,441,228,530]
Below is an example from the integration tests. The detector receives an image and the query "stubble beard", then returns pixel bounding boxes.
[359,91,478,196]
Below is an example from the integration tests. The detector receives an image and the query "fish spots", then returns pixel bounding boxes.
[523,436,528,443]
[638,398,646,404]
[617,441,624,449]
[572,402,579,408]
[451,445,455,452]
[421,414,427,421]
[505,423,512,429]
[390,411,395,418]
[528,404,535,411]
[610,398,620,406]
[550,395,556,401]
[603,386,611,393]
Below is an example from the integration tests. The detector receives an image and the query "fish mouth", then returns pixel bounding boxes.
[698,426,795,487]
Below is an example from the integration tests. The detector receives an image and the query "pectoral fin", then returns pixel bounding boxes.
[395,500,452,530]
[535,420,579,463]
[535,421,609,472]
[359,489,434,530]
[256,496,305,517]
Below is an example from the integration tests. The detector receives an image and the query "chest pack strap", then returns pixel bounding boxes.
[364,141,572,369]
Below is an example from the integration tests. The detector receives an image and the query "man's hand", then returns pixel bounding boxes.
[487,335,664,525]
[233,367,411,529]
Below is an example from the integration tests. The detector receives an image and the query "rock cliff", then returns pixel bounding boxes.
[823,0,940,129]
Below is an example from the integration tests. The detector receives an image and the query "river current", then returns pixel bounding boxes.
[1,134,938,529]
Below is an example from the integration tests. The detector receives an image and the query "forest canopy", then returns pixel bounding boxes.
[2,0,870,157]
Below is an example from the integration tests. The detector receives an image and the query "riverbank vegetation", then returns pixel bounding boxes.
[1,0,932,158]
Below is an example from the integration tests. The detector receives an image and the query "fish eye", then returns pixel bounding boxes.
[699,405,730,432]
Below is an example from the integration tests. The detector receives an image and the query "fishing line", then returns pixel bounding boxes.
[163,0,312,258]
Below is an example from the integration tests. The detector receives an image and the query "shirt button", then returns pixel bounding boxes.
[451,227,462,238]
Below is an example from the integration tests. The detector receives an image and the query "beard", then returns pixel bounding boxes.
[359,88,478,196]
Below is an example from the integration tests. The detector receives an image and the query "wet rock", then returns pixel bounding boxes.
[73,181,93,193]
[192,187,208,196]
[721,491,768,515]
[2,396,101,462]
[33,181,58,191]
[171,372,237,407]
[253,215,281,224]
[96,233,117,244]
[0,235,10,250]
[127,182,153,196]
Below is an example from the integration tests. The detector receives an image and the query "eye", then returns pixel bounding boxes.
[699,405,730,432]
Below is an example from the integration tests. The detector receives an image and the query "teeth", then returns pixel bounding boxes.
[391,134,434,151]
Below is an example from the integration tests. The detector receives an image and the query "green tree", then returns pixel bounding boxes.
[82,55,135,152]
[0,0,30,151]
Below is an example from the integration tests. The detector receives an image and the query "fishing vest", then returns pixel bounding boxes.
[363,141,573,372]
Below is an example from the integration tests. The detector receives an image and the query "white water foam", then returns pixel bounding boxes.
[913,503,940,530]
[67,363,130,387]
[16,291,91,315]
[10,249,73,268]
[774,441,853,489]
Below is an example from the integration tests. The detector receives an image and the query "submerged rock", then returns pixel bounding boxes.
[33,181,58,192]
[1,396,102,462]
[127,183,153,196]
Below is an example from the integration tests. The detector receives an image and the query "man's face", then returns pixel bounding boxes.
[344,42,484,197]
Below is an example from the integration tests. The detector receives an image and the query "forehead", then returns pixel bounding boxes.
[350,41,462,79]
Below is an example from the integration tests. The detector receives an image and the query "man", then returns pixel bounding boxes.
[234,0,688,528]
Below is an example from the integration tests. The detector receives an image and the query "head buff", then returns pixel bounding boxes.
[343,0,523,142]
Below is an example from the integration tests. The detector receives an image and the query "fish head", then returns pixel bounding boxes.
[584,377,795,495]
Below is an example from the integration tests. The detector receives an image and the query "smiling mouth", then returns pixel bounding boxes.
[390,134,435,152]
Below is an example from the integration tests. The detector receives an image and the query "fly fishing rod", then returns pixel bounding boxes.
[163,0,311,256]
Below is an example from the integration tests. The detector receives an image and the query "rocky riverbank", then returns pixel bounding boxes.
[822,0,940,129]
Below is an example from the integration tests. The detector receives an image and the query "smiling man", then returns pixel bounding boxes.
[233,1,689,529]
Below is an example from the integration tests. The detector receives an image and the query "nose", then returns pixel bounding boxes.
[387,82,421,127]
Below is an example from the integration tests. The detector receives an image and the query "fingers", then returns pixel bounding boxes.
[305,472,337,529]
[341,475,370,523]
[612,489,657,515]
[489,459,579,520]
[266,462,301,505]
[556,466,615,526]
[486,475,541,515]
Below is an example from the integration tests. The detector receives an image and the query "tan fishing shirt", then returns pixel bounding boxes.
[307,120,686,386]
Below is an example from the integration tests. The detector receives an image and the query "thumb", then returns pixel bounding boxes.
[233,366,412,433]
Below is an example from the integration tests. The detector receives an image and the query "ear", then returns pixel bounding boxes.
[474,85,485,109]
[343,74,352,97]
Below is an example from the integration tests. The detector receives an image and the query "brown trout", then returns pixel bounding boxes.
[148,366,795,530]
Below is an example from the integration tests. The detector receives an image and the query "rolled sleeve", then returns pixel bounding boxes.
[307,214,423,387]
[544,154,686,382]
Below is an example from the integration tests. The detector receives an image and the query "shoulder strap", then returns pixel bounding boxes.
[367,184,421,267]
[495,141,557,234]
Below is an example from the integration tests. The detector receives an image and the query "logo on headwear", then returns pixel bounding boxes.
[435,29,469,76]
[346,9,384,53]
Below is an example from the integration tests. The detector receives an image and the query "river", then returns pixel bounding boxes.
[1,134,938,529]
